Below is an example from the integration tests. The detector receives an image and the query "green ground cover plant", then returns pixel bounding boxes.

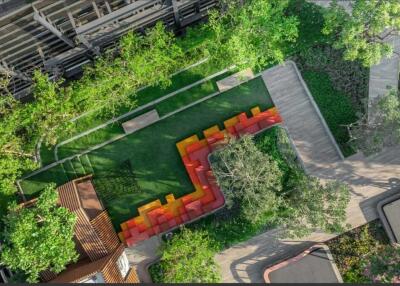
[55,69,236,160]
[288,0,368,157]
[327,220,390,283]
[302,71,358,156]
[21,78,274,228]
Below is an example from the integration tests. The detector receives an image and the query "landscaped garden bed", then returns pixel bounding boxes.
[326,220,390,282]
[20,77,274,228]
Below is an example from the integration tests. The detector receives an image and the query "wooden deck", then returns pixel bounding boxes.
[262,61,343,174]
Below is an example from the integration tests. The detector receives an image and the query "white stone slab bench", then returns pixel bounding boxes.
[216,68,255,92]
[122,109,160,134]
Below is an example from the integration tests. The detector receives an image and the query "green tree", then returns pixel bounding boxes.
[211,135,283,224]
[282,174,351,238]
[348,89,400,155]
[150,228,220,283]
[1,184,78,282]
[322,0,400,67]
[206,0,299,70]
[211,134,350,237]
[71,22,184,116]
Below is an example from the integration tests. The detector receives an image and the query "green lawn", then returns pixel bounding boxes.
[39,60,233,166]
[21,77,273,229]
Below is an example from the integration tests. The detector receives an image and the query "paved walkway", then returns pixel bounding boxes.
[262,61,343,173]
[125,235,162,283]
[215,61,400,283]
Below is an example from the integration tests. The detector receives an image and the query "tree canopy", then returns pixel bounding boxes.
[1,184,78,282]
[211,133,351,238]
[150,228,221,283]
[211,134,283,224]
[322,0,400,67]
[206,0,298,70]
[282,174,351,238]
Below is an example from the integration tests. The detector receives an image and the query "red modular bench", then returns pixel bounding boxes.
[188,145,211,169]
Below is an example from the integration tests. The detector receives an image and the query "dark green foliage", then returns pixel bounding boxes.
[348,89,400,155]
[364,245,400,283]
[149,228,221,283]
[327,220,390,283]
[322,0,400,67]
[302,71,358,156]
[294,45,369,109]
[285,0,331,54]
[206,0,299,70]
[255,127,300,190]
[211,134,283,224]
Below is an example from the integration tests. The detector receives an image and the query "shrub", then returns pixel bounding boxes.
[327,221,390,282]
[149,228,221,283]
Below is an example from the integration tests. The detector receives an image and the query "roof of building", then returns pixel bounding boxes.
[264,244,343,283]
[377,192,400,244]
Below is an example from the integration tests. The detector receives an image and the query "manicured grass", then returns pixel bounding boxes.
[21,77,273,228]
[39,59,224,165]
[55,70,234,161]
[302,71,358,157]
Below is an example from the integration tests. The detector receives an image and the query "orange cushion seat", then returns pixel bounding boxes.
[153,225,161,234]
[181,194,194,205]
[123,229,131,239]
[147,207,165,225]
[200,186,215,205]
[180,213,190,222]
[126,219,136,229]
[129,227,139,237]
[136,223,148,233]
[188,146,211,169]
[146,227,155,236]
[168,218,178,228]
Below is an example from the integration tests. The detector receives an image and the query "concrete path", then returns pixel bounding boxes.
[125,235,162,283]
[215,61,400,283]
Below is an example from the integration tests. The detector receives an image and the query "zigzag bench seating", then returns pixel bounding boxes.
[118,106,282,247]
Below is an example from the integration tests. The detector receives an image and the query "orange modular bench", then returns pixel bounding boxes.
[119,106,282,247]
